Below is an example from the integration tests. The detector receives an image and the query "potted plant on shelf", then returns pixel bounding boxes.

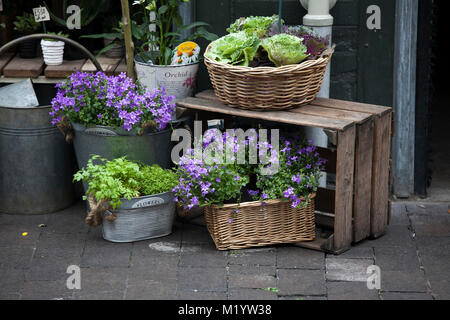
[80,19,125,58]
[50,71,176,170]
[74,155,178,242]
[41,31,69,66]
[13,12,41,58]
[204,16,334,110]
[131,0,217,100]
[173,130,326,250]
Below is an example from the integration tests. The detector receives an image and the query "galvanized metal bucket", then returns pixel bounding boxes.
[72,123,172,170]
[102,191,176,243]
[0,105,76,214]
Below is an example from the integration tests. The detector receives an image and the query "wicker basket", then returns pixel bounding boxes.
[204,194,316,250]
[204,45,334,111]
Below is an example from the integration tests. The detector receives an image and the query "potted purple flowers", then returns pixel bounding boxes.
[173,130,326,250]
[50,71,176,170]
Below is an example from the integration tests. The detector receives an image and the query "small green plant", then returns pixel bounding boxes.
[81,20,125,57]
[73,155,178,209]
[13,13,41,34]
[44,31,69,42]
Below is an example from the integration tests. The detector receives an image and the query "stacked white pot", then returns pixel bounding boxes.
[41,39,65,66]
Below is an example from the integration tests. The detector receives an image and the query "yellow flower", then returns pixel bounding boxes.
[22,232,28,236]
[145,1,156,11]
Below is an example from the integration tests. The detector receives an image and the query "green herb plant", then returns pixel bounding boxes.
[13,13,41,34]
[73,155,178,210]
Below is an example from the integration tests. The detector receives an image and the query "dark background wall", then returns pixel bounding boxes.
[195,0,395,108]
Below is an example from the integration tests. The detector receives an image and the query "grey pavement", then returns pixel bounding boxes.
[0,200,449,300]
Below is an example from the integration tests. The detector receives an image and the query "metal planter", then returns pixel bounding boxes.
[0,105,76,214]
[102,192,176,243]
[72,123,171,170]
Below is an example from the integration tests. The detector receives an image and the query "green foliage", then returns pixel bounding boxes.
[13,13,41,34]
[261,34,309,67]
[205,31,261,66]
[132,0,218,65]
[227,15,280,38]
[73,155,177,209]
[44,31,69,42]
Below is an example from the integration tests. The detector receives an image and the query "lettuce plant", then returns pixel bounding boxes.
[261,34,309,67]
[205,31,261,66]
[227,15,280,38]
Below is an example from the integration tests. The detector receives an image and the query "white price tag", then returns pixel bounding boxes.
[33,7,51,22]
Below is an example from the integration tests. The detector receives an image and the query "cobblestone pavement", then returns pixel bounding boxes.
[0,201,449,300]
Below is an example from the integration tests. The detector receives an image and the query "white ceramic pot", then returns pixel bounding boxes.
[134,57,199,100]
[41,39,65,66]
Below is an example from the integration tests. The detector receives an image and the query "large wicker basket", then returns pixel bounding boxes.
[204,194,316,250]
[204,45,334,111]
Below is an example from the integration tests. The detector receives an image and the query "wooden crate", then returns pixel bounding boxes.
[176,91,393,254]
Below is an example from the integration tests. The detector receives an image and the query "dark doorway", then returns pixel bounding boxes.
[415,0,450,200]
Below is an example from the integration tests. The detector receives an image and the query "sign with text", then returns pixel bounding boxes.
[33,7,51,22]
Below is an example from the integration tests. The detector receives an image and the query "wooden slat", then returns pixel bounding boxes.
[370,112,392,238]
[312,97,392,116]
[197,90,390,118]
[292,104,371,124]
[0,53,15,75]
[44,59,86,78]
[177,97,354,131]
[2,56,44,78]
[333,125,356,252]
[81,55,122,75]
[353,119,374,242]
[113,58,127,76]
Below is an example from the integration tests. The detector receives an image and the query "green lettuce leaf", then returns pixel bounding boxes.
[261,34,309,67]
[205,31,261,66]
[227,15,280,38]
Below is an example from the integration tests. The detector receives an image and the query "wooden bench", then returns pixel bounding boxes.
[177,90,393,254]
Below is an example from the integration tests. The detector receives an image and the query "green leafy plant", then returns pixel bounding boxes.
[81,20,125,57]
[261,33,308,67]
[132,0,218,65]
[43,31,69,42]
[205,31,261,67]
[13,13,41,34]
[227,15,280,38]
[73,155,178,209]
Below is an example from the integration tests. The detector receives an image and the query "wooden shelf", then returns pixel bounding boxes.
[176,91,393,254]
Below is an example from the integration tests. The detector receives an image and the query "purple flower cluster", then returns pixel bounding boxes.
[50,71,176,131]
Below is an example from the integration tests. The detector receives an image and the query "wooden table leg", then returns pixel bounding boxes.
[333,125,356,252]
[370,112,393,238]
[353,119,374,242]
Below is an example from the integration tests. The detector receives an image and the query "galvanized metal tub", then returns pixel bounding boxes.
[102,192,176,242]
[72,123,171,170]
[0,106,76,214]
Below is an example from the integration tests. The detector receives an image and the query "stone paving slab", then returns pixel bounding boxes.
[0,200,449,300]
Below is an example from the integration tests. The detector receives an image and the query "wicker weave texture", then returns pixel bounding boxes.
[204,194,316,250]
[204,45,334,111]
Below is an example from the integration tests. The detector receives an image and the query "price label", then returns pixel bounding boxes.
[33,7,50,22]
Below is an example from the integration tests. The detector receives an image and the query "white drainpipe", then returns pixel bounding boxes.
[300,0,337,187]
